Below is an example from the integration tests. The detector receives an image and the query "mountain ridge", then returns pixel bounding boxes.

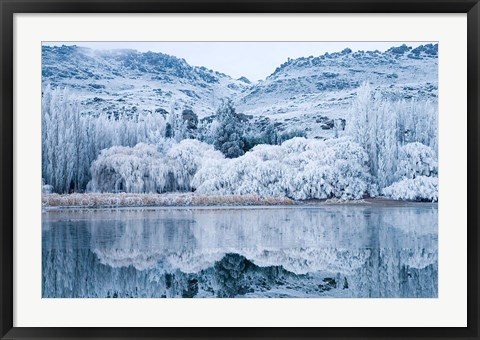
[42,43,438,138]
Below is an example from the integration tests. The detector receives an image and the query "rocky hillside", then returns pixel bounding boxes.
[236,44,438,137]
[42,45,251,118]
[42,43,438,138]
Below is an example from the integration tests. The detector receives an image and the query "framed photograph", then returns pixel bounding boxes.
[1,0,479,339]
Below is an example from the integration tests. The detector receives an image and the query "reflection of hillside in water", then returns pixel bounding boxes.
[42,205,437,298]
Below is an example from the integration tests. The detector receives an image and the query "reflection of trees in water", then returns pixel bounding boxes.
[214,254,251,298]
[42,247,437,298]
[211,254,343,298]
[42,206,437,298]
[349,248,437,298]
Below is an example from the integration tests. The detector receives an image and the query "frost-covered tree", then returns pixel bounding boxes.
[165,109,188,142]
[193,137,373,200]
[89,143,170,193]
[42,85,86,193]
[42,86,168,193]
[197,118,220,145]
[382,142,438,202]
[213,99,245,158]
[165,123,173,139]
[262,123,278,145]
[89,139,224,193]
[346,82,438,192]
[346,82,374,155]
[397,99,438,153]
[166,139,225,191]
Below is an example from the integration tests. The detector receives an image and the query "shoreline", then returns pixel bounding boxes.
[42,193,437,210]
[42,193,295,209]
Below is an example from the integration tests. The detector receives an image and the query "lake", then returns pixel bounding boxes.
[42,204,438,298]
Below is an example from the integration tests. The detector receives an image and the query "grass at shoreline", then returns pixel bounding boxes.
[42,193,295,208]
[42,193,436,209]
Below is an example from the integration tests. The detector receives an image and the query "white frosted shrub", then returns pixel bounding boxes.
[88,134,438,201]
[396,142,438,180]
[290,162,333,199]
[89,140,224,193]
[168,139,224,190]
[281,137,310,154]
[312,138,373,199]
[248,144,286,161]
[90,144,169,193]
[383,176,438,202]
[190,157,230,194]
[193,137,373,200]
[228,155,287,197]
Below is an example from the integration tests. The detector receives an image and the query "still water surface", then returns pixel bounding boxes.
[42,204,438,298]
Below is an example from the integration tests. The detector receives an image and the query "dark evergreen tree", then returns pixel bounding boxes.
[262,123,278,145]
[165,123,173,138]
[213,99,245,158]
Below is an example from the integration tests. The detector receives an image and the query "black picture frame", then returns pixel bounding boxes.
[1,0,479,339]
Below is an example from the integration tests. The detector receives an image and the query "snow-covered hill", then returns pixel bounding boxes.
[42,45,251,118]
[42,43,438,138]
[236,44,438,137]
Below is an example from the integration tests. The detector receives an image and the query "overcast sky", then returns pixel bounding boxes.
[43,41,433,81]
